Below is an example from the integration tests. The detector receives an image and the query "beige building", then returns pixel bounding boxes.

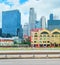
[51,29,60,47]
[31,29,60,48]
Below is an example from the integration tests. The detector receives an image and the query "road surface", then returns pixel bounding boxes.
[0,59,60,65]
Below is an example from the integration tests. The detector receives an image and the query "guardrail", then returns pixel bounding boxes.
[0,52,60,59]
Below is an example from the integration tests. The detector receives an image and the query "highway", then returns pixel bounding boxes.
[0,59,60,65]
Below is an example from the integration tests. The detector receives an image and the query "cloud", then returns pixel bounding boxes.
[0,0,60,28]
[52,8,60,19]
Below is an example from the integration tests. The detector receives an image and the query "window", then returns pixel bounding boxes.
[34,41,36,43]
[35,33,37,34]
[43,41,46,43]
[43,35,46,37]
[40,38,42,40]
[34,35,38,37]
[52,35,54,37]
[44,38,46,40]
[47,35,49,37]
[55,35,58,37]
[47,41,50,43]
[40,44,43,47]
[34,38,37,40]
[40,35,42,37]
[40,41,42,43]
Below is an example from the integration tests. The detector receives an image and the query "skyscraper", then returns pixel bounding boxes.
[29,8,36,36]
[50,14,53,20]
[47,14,60,30]
[23,23,29,36]
[35,21,41,29]
[2,10,23,38]
[40,16,46,29]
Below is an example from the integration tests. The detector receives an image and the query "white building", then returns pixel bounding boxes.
[0,37,14,46]
[40,16,46,29]
[23,23,29,37]
[29,8,36,36]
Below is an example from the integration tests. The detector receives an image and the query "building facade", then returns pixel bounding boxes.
[23,23,29,37]
[48,20,60,30]
[29,8,36,36]
[0,38,14,46]
[48,14,60,30]
[2,10,23,38]
[40,16,46,29]
[31,29,60,48]
[35,21,41,29]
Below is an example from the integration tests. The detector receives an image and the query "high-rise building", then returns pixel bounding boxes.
[23,23,29,37]
[0,28,2,37]
[2,10,23,38]
[40,16,46,29]
[50,14,53,20]
[29,8,36,36]
[35,21,41,29]
[50,13,59,20]
[47,14,60,30]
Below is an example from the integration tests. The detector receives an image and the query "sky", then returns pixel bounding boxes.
[0,0,60,28]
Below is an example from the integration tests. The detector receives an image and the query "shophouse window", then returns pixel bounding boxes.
[40,38,42,40]
[34,41,36,43]
[47,35,49,37]
[52,35,54,37]
[43,41,46,43]
[34,35,38,37]
[43,35,46,37]
[44,38,46,40]
[47,41,50,43]
[40,41,42,43]
[35,33,37,34]
[40,35,42,37]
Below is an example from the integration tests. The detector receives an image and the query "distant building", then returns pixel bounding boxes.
[29,8,36,36]
[23,23,29,37]
[0,28,2,37]
[2,10,23,38]
[50,14,53,20]
[0,37,14,46]
[50,13,59,20]
[35,21,41,28]
[40,16,46,29]
[48,14,60,30]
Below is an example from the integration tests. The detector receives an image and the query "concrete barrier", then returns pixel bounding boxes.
[0,52,60,59]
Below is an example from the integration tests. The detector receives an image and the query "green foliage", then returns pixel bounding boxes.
[21,38,31,46]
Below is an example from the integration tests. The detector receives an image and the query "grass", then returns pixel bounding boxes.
[0,47,60,50]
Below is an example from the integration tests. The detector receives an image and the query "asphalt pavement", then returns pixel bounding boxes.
[0,59,60,65]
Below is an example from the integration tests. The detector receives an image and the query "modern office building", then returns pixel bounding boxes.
[50,13,59,20]
[0,28,2,37]
[29,8,36,36]
[50,14,54,20]
[48,14,60,30]
[2,10,23,38]
[35,21,41,29]
[40,16,46,29]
